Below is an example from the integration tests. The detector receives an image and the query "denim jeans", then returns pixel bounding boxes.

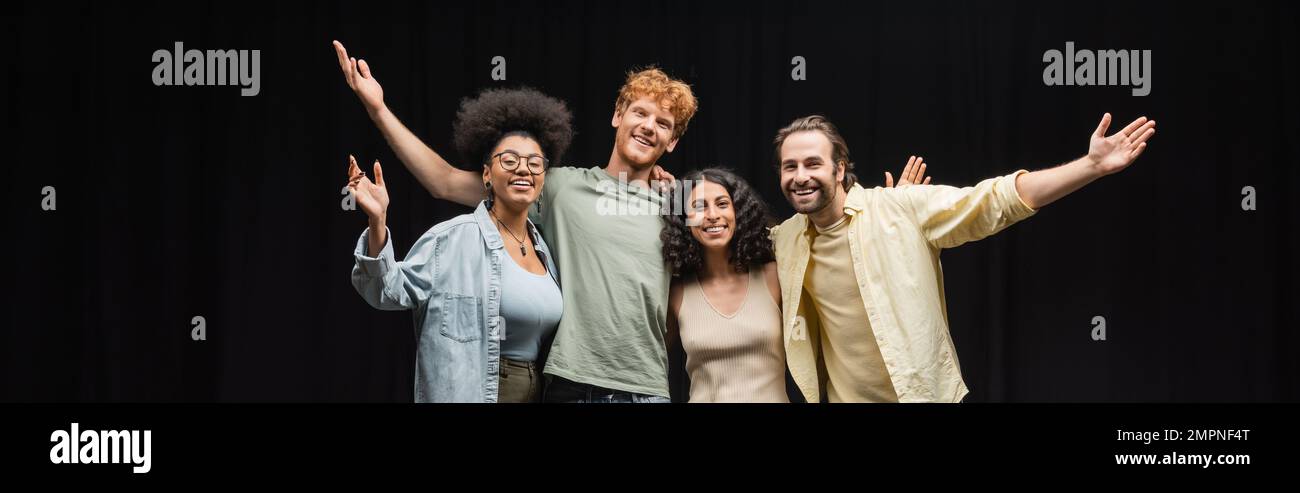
[543,376,671,403]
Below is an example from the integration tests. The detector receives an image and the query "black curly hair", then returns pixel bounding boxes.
[452,87,574,168]
[662,168,775,278]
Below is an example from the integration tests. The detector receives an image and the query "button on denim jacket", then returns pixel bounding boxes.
[351,201,560,403]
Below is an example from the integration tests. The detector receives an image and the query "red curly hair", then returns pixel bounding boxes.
[613,67,698,141]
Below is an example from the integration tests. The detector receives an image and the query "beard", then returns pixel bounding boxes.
[786,177,839,215]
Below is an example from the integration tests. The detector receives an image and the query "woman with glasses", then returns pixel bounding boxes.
[346,87,571,403]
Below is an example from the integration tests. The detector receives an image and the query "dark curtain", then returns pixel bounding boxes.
[3,0,1296,402]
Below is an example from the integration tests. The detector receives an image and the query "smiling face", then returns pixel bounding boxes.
[778,130,844,215]
[686,179,736,253]
[482,134,546,211]
[611,96,679,169]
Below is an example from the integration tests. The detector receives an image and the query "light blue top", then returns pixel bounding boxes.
[498,253,563,362]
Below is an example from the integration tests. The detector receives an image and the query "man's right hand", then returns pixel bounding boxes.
[331,40,485,208]
[333,40,385,114]
[885,155,933,188]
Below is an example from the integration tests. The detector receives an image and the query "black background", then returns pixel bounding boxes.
[3,0,1296,402]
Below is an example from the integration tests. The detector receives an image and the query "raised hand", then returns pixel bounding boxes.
[1088,113,1156,176]
[885,155,933,187]
[333,40,385,113]
[347,155,389,222]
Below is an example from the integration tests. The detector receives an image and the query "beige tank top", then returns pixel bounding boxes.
[678,268,789,403]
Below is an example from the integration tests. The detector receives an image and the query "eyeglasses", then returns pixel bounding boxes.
[493,151,548,175]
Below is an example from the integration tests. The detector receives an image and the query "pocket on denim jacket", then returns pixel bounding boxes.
[439,294,482,343]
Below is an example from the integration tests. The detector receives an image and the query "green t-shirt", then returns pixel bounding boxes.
[530,166,670,397]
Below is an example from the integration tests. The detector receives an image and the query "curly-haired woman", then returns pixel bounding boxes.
[662,168,788,403]
[347,87,573,403]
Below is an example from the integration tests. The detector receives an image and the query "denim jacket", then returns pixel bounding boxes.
[352,201,560,403]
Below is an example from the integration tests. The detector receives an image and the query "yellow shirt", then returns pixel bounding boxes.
[806,214,898,402]
[771,171,1036,403]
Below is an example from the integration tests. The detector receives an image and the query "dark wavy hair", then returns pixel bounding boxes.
[662,168,775,278]
[452,87,574,167]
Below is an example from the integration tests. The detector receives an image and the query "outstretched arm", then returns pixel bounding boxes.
[333,40,484,207]
[1014,113,1156,209]
[899,113,1155,249]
